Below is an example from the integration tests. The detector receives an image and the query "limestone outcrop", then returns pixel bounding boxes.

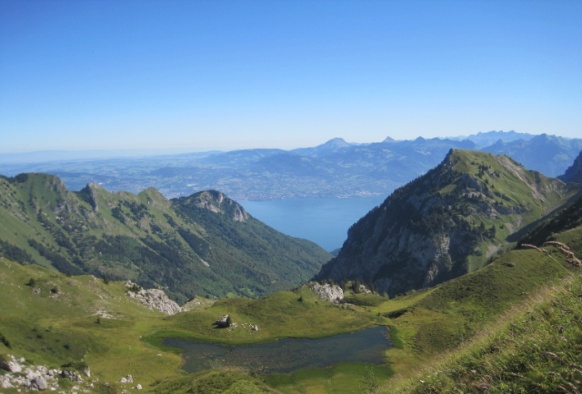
[0,355,90,391]
[309,282,344,303]
[125,281,182,315]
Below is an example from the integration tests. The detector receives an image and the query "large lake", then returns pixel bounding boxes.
[164,326,390,374]
[241,196,385,252]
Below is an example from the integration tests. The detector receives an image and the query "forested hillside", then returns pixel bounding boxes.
[0,174,331,302]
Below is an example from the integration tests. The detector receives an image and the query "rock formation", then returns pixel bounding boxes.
[214,314,231,328]
[125,281,182,315]
[309,282,344,303]
[0,355,89,391]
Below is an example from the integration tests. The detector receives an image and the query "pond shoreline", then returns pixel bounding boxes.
[162,326,392,374]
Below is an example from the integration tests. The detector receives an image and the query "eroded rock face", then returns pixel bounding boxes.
[309,282,344,303]
[193,190,249,222]
[125,281,182,315]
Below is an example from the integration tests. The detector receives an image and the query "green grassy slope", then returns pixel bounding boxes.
[391,269,582,393]
[385,199,582,393]
[1,235,579,393]
[0,257,385,393]
[0,174,331,302]
[0,257,183,391]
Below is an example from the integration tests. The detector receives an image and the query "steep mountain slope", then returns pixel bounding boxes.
[316,149,579,296]
[519,191,582,250]
[559,148,582,183]
[390,192,582,393]
[0,174,331,302]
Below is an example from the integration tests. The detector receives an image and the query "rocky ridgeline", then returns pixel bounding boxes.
[0,354,88,391]
[125,281,182,315]
[309,282,344,303]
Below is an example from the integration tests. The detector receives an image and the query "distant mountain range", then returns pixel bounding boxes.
[316,149,582,296]
[0,131,580,200]
[481,133,582,177]
[0,174,330,302]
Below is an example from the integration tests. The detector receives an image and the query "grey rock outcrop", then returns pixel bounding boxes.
[31,375,48,390]
[214,314,231,328]
[61,369,84,383]
[120,374,134,383]
[193,190,250,222]
[0,355,88,391]
[309,282,344,303]
[125,281,182,315]
[0,355,23,373]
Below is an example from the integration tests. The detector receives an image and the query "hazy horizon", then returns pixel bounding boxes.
[1,1,581,153]
[0,130,574,161]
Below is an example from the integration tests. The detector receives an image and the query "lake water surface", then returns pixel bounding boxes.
[241,196,386,252]
[164,326,390,374]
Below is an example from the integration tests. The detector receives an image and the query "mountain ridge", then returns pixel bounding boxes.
[3,131,580,200]
[315,149,580,296]
[0,173,331,303]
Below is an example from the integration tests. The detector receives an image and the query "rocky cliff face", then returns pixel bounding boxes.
[316,150,578,296]
[189,190,249,222]
[559,150,582,183]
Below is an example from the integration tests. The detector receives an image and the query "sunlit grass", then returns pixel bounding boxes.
[1,232,579,393]
[388,274,582,393]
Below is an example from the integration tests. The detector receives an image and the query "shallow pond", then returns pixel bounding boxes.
[164,326,391,374]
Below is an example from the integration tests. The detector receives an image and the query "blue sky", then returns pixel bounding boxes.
[1,0,581,153]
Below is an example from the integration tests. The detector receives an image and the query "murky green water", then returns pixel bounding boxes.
[164,326,391,374]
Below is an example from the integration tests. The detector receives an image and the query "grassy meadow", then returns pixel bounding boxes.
[1,226,580,393]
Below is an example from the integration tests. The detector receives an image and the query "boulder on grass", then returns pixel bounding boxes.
[214,314,231,328]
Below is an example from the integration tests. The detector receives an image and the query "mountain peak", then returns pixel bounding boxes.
[316,149,576,296]
[320,138,350,148]
[190,190,250,222]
